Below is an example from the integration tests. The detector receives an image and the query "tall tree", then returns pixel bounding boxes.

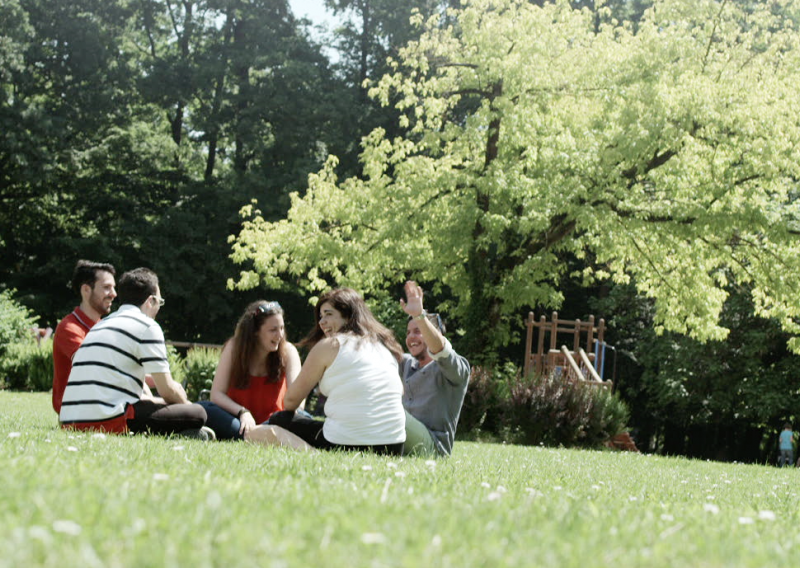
[230,0,800,361]
[0,0,339,341]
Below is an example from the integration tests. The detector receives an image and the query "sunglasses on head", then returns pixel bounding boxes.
[256,301,281,315]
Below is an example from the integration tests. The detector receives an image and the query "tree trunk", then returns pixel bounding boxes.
[204,9,234,182]
[465,80,503,362]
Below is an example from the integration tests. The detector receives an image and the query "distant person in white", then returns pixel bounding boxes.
[59,267,208,436]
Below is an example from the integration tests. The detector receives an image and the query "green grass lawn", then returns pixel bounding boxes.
[1,391,798,568]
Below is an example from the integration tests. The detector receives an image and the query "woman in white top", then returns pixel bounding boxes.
[267,288,406,455]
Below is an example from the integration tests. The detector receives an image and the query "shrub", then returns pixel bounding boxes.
[0,289,37,360]
[0,338,53,391]
[584,384,631,447]
[167,345,185,385]
[458,363,514,435]
[183,347,220,401]
[502,371,630,449]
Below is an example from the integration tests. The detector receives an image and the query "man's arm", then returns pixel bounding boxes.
[430,343,471,387]
[150,372,190,405]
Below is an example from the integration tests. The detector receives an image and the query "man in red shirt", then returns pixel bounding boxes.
[52,260,117,413]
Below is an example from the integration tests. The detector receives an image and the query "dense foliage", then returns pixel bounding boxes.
[182,347,222,402]
[0,338,52,392]
[0,0,438,342]
[231,0,800,363]
[0,290,37,359]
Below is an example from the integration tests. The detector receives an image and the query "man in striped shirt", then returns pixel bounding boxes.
[52,260,117,414]
[60,267,208,436]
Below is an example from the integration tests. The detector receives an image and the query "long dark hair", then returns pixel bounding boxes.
[299,288,403,362]
[228,300,287,389]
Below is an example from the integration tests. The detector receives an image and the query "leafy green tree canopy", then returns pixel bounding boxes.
[230,0,800,357]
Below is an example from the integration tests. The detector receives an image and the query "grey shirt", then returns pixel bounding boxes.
[401,339,470,456]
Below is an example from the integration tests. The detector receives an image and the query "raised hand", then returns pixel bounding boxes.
[399,280,424,317]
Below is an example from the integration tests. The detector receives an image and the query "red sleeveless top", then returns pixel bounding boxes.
[227,375,286,424]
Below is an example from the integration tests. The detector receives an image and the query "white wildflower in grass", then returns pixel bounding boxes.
[360,533,386,544]
[553,486,563,491]
[45,439,51,443]
[67,447,78,452]
[591,485,601,490]
[431,535,442,547]
[660,514,675,522]
[387,462,398,469]
[738,517,755,525]
[91,433,106,440]
[425,460,436,468]
[496,486,507,493]
[153,473,169,481]
[628,496,638,502]
[52,520,82,535]
[706,495,715,500]
[28,526,51,543]
[394,471,406,478]
[206,491,222,510]
[8,432,21,438]
[703,504,720,515]
[481,482,491,488]
[131,519,147,534]
[362,465,372,471]
[487,491,502,501]
[525,488,544,497]
[758,510,776,521]
[172,445,184,451]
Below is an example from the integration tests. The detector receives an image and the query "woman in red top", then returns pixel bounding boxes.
[198,301,301,440]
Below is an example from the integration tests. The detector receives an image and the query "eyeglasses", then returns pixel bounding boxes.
[151,295,165,307]
[256,301,281,315]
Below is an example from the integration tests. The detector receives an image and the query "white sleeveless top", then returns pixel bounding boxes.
[320,334,405,445]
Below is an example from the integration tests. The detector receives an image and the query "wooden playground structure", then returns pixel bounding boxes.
[523,311,612,388]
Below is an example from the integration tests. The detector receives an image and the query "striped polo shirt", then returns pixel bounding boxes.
[59,304,171,426]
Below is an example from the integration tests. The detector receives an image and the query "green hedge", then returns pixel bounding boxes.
[0,289,37,360]
[0,338,53,391]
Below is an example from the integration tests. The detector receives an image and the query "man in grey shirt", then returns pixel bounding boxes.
[399,281,471,456]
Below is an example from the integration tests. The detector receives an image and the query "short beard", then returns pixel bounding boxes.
[90,296,111,315]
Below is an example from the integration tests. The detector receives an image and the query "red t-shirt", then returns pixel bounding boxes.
[52,307,97,413]
[227,375,286,424]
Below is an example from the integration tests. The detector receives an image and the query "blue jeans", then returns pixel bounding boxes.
[197,401,250,440]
